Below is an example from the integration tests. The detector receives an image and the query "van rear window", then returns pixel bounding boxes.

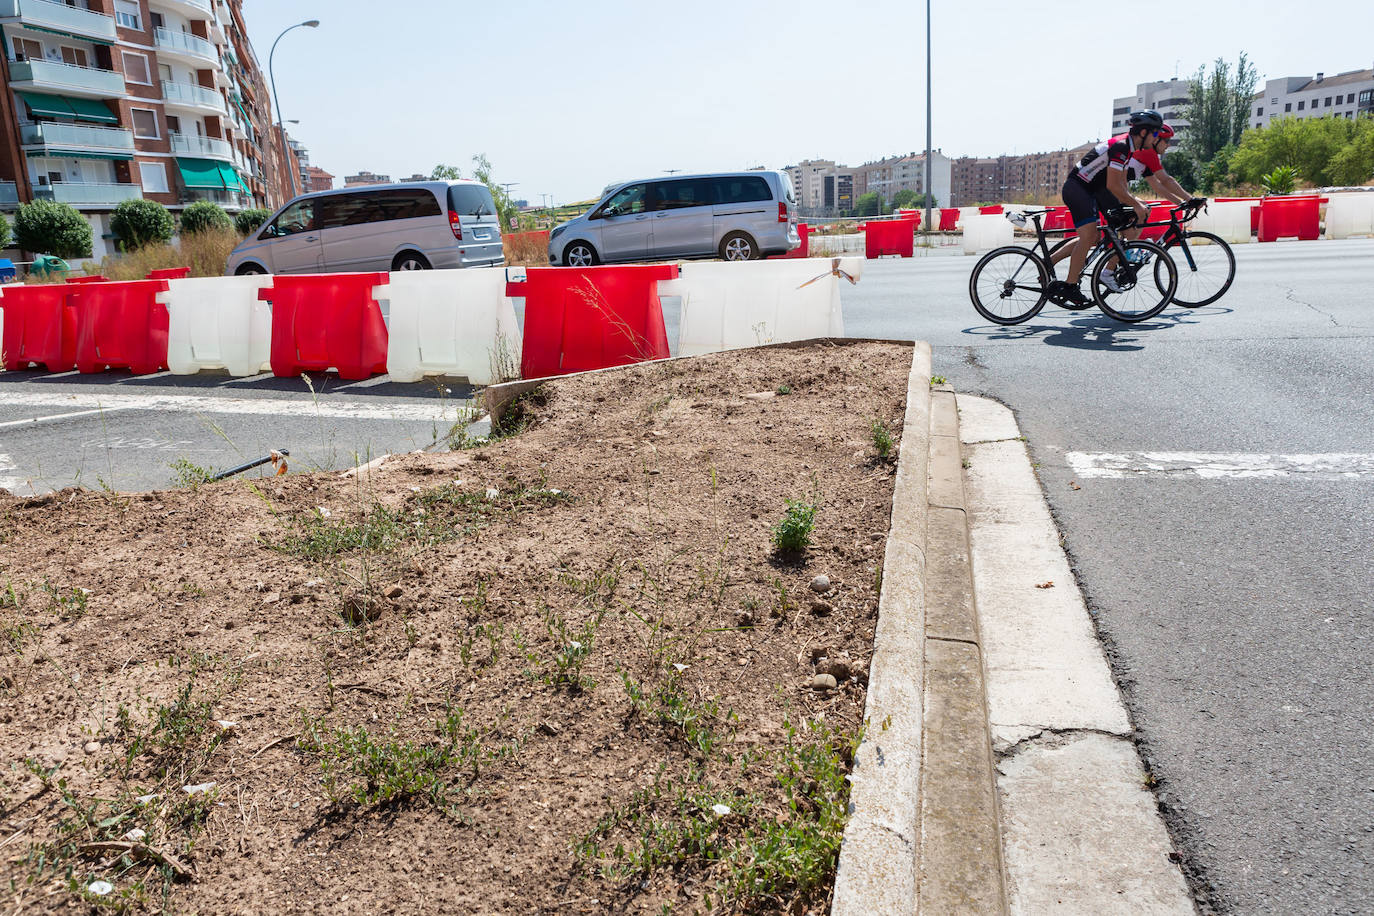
[448,184,496,216]
[714,176,772,204]
[320,189,441,228]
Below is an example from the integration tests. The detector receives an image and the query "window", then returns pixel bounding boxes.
[447,184,494,216]
[265,199,315,237]
[713,176,771,204]
[158,63,172,82]
[1285,102,1292,112]
[165,114,180,133]
[1256,106,1263,116]
[601,183,648,216]
[150,12,164,30]
[1297,100,1305,110]
[319,190,441,229]
[1325,97,1332,107]
[648,178,714,211]
[1361,90,1373,104]
[122,51,150,84]
[130,108,159,139]
[140,162,168,193]
[114,0,140,29]
[60,47,89,68]
[12,37,42,62]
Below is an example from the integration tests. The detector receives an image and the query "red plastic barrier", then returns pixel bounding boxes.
[0,285,77,372]
[1139,203,1176,241]
[509,265,676,379]
[69,279,171,375]
[774,224,812,259]
[1257,195,1326,242]
[146,267,191,280]
[939,208,959,231]
[979,205,1004,215]
[259,273,390,379]
[66,275,108,284]
[859,218,917,258]
[1042,207,1074,232]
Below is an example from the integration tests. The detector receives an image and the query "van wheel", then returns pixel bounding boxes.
[393,252,431,271]
[564,241,599,267]
[235,263,266,276]
[720,232,759,261]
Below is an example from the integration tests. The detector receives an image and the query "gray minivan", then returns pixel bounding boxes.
[548,171,798,266]
[226,180,504,275]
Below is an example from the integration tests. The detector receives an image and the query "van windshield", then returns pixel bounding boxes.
[448,184,496,218]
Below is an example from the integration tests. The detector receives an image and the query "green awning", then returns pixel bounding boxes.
[65,97,118,124]
[177,157,226,189]
[18,92,75,119]
[215,162,243,192]
[25,149,132,161]
[18,24,113,46]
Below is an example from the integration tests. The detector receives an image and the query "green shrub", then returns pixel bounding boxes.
[14,199,92,258]
[180,200,233,234]
[1261,165,1299,196]
[235,208,272,236]
[0,212,10,249]
[110,198,174,250]
[771,498,820,555]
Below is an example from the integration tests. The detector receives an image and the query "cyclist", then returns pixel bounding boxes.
[1050,111,1198,303]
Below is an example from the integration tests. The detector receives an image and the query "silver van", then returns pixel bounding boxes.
[226,180,504,275]
[548,171,798,266]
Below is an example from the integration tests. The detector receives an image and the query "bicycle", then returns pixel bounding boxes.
[1049,199,1235,308]
[968,208,1177,325]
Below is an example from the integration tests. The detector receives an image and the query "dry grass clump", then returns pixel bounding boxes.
[504,229,549,267]
[94,227,242,280]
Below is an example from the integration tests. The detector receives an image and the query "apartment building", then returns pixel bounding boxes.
[344,170,390,187]
[1111,78,1192,135]
[947,143,1095,207]
[1249,68,1374,129]
[782,159,836,212]
[304,164,332,192]
[853,150,952,209]
[0,0,297,258]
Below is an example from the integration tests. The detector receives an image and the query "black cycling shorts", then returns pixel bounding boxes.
[1062,177,1119,229]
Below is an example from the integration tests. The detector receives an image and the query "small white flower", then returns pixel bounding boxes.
[485,487,500,500]
[123,828,147,842]
[316,506,332,519]
[568,641,583,650]
[87,881,114,897]
[182,782,216,796]
[711,804,731,817]
[409,486,422,493]
[672,663,689,672]
[135,793,159,805]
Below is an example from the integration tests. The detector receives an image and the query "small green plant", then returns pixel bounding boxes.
[620,670,733,756]
[1261,164,1299,195]
[542,606,601,692]
[41,581,89,619]
[168,457,216,489]
[931,374,947,386]
[775,384,792,395]
[870,419,895,459]
[771,498,819,555]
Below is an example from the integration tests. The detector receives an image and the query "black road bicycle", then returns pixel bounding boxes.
[1047,198,1236,309]
[969,208,1177,325]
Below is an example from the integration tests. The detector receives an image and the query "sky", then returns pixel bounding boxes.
[246,0,1374,205]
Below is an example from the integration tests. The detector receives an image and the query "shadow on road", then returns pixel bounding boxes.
[963,303,1232,351]
[0,369,476,401]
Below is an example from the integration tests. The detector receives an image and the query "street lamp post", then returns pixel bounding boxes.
[924,0,933,232]
[269,19,319,202]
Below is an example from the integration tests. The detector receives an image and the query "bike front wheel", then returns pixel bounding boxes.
[1092,240,1176,322]
[969,247,1049,325]
[1156,230,1235,307]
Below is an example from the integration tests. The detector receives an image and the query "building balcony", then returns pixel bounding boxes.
[21,121,135,154]
[0,0,117,42]
[8,59,126,100]
[183,187,245,210]
[34,181,142,208]
[161,80,225,114]
[0,180,18,210]
[169,132,233,160]
[151,0,213,17]
[154,27,218,65]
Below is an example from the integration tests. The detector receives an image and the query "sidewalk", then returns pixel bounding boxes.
[832,344,1196,915]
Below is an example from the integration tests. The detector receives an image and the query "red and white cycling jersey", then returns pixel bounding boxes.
[1071,134,1162,189]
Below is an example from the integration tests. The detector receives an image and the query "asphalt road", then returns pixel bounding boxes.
[2,238,1371,913]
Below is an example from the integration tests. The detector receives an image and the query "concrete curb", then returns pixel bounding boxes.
[831,341,932,915]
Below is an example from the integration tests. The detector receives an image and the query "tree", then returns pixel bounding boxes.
[1229,116,1374,187]
[180,200,233,234]
[0,212,10,250]
[431,163,462,181]
[891,189,936,210]
[1183,54,1259,162]
[1327,122,1374,186]
[234,208,272,236]
[469,153,518,231]
[110,198,174,250]
[14,199,92,258]
[854,191,880,217]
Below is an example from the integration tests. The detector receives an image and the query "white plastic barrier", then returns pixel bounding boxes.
[1190,200,1251,244]
[161,275,274,376]
[658,257,860,357]
[961,213,1015,254]
[374,268,520,385]
[957,206,981,230]
[1324,193,1374,239]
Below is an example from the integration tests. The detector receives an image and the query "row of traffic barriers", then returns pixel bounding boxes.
[2,259,866,384]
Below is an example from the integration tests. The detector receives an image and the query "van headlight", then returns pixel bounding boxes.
[550,224,567,241]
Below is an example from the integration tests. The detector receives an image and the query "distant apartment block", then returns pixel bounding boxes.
[399,172,429,183]
[305,165,332,192]
[1249,68,1374,129]
[1111,78,1192,135]
[854,151,952,209]
[344,170,390,187]
[784,152,952,215]
[948,143,1096,207]
[0,0,302,258]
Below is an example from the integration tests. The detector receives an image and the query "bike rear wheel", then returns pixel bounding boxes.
[969,247,1049,325]
[1092,240,1176,322]
[1156,230,1235,307]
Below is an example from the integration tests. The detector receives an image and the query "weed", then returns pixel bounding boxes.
[870,419,895,459]
[489,386,547,440]
[931,374,948,386]
[42,581,90,620]
[775,384,792,395]
[771,498,819,555]
[962,457,971,469]
[168,458,215,490]
[542,606,602,692]
[620,670,734,757]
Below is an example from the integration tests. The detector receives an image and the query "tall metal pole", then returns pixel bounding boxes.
[269,20,318,203]
[924,0,933,232]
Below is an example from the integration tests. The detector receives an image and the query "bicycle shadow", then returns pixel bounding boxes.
[964,298,1234,351]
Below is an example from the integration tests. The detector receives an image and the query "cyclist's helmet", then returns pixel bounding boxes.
[1127,109,1165,131]
[1155,122,1176,140]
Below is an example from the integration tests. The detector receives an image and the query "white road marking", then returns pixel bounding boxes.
[0,407,136,431]
[0,392,462,424]
[1067,452,1374,480]
[0,452,19,493]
